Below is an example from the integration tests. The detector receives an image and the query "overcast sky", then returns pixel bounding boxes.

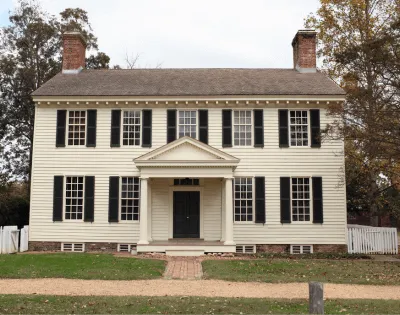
[0,0,320,68]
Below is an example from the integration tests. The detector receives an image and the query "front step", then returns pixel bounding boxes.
[137,242,236,255]
[166,249,205,256]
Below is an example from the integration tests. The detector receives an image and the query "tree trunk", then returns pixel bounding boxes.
[368,172,379,226]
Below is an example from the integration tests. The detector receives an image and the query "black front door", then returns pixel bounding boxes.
[173,191,200,238]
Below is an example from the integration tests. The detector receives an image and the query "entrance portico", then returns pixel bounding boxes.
[134,137,239,254]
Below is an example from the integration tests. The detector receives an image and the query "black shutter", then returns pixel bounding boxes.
[312,177,323,223]
[108,176,119,222]
[279,109,289,148]
[56,110,67,147]
[255,177,266,223]
[110,110,121,147]
[53,176,63,221]
[222,109,232,147]
[280,177,291,223]
[86,110,97,147]
[167,109,177,143]
[84,176,95,222]
[254,109,264,147]
[142,110,152,147]
[199,110,208,144]
[310,109,321,148]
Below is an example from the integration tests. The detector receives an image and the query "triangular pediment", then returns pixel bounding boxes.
[134,136,239,163]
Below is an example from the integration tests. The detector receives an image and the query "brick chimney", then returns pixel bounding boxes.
[292,29,317,73]
[62,31,86,73]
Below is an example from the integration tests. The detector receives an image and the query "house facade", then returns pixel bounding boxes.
[29,30,347,255]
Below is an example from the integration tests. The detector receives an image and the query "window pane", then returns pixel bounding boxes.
[178,110,197,139]
[233,178,253,222]
[65,176,84,220]
[67,111,86,146]
[291,177,311,221]
[289,110,308,147]
[122,111,141,146]
[174,178,200,186]
[233,110,252,146]
[121,177,140,221]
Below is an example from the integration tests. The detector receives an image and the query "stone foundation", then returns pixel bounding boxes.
[28,241,61,251]
[256,244,347,253]
[313,244,347,253]
[29,241,118,252]
[29,241,348,254]
[256,244,290,253]
[85,242,118,252]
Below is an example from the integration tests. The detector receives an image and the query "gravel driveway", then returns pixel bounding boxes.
[0,279,400,300]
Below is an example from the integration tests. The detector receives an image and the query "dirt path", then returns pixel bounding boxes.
[1,279,400,300]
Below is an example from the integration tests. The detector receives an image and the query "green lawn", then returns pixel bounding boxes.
[0,253,165,280]
[202,259,400,285]
[1,295,400,314]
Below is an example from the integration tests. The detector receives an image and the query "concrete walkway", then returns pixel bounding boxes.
[164,257,203,280]
[0,279,400,299]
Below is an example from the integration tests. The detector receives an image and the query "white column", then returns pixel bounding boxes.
[224,177,235,245]
[147,180,152,241]
[221,179,226,242]
[138,177,149,245]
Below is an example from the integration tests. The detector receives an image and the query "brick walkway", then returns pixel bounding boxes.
[164,257,202,280]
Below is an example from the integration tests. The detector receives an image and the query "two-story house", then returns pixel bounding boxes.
[29,29,346,255]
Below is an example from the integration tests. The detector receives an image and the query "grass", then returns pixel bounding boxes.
[0,253,165,280]
[254,253,372,260]
[1,295,400,314]
[202,259,400,285]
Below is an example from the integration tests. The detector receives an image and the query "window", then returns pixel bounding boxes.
[174,178,200,186]
[178,110,197,138]
[233,110,252,146]
[291,177,311,221]
[68,111,86,145]
[121,177,140,220]
[122,110,141,146]
[290,110,309,146]
[65,176,84,220]
[234,178,253,222]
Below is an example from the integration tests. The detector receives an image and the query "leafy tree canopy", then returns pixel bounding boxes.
[306,0,400,222]
[0,0,111,183]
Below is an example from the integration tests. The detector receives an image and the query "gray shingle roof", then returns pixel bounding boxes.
[31,68,345,97]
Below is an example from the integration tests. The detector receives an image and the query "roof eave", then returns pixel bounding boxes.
[32,94,346,102]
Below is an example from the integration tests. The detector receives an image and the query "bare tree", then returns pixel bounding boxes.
[124,52,141,69]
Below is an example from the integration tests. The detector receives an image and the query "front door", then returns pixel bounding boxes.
[173,191,200,238]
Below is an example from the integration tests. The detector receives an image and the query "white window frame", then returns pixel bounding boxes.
[288,109,310,148]
[233,177,255,223]
[177,109,198,139]
[233,110,253,147]
[290,177,313,223]
[64,176,85,221]
[121,110,142,146]
[67,110,87,146]
[120,176,140,221]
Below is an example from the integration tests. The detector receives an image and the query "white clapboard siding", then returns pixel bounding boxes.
[150,178,222,241]
[203,179,222,241]
[151,178,170,241]
[347,225,398,254]
[30,105,346,245]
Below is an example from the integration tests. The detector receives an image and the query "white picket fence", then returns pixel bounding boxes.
[0,225,29,254]
[347,224,398,254]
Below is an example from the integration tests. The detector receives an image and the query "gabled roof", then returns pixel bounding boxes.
[134,136,239,168]
[31,68,345,97]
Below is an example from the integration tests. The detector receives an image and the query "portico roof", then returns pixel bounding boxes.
[134,136,239,171]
